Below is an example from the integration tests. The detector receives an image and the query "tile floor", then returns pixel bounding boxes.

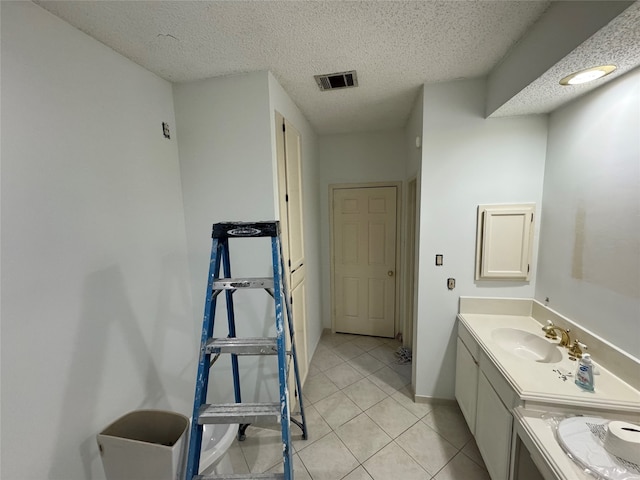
[224,330,491,479]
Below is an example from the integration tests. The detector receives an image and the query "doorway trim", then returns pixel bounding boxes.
[403,177,418,349]
[329,181,403,336]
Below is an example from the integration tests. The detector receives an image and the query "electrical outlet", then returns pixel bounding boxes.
[162,122,170,139]
[447,278,455,290]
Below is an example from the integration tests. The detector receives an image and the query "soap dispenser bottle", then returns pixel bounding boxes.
[575,353,595,392]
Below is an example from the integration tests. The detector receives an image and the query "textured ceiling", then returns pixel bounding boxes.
[33,1,639,135]
[492,1,640,117]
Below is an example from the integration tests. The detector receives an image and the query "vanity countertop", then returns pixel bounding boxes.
[514,407,597,480]
[457,312,640,412]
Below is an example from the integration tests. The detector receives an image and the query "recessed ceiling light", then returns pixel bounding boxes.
[559,65,617,86]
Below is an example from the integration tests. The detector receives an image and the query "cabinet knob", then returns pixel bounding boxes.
[388,270,394,277]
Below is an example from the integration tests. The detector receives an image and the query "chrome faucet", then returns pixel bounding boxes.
[542,320,571,347]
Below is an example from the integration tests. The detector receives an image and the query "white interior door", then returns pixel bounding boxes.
[332,185,397,338]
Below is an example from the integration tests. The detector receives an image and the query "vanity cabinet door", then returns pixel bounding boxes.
[455,337,478,434]
[476,371,513,480]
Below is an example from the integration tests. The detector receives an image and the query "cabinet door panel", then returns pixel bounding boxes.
[286,279,308,410]
[476,372,513,480]
[475,203,535,280]
[455,337,478,434]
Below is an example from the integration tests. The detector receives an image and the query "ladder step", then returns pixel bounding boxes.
[206,337,278,355]
[212,221,279,239]
[212,278,274,290]
[195,474,285,480]
[198,403,281,425]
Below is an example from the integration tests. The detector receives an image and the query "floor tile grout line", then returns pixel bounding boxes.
[387,438,433,476]
[459,437,486,469]
[391,432,456,478]
[331,419,390,473]
[428,449,471,480]
[333,412,394,465]
[292,425,333,455]
[293,451,314,479]
[361,407,421,440]
[339,464,364,480]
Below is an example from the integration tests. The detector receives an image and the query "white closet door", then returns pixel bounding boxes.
[275,111,308,392]
[283,118,305,273]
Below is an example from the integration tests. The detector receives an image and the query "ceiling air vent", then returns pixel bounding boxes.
[314,70,358,91]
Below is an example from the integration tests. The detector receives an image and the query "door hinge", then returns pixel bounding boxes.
[282,123,286,132]
[531,213,534,223]
[527,264,530,273]
[285,194,289,202]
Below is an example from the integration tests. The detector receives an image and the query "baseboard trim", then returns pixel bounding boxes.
[413,394,457,406]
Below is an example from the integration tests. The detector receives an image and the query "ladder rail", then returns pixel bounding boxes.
[221,240,242,406]
[278,239,308,441]
[271,235,293,479]
[185,238,223,480]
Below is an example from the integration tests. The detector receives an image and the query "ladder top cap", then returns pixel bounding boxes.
[212,221,280,239]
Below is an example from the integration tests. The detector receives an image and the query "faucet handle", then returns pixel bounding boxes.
[543,320,558,339]
[568,339,587,360]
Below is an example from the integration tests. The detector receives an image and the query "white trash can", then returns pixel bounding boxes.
[97,410,189,480]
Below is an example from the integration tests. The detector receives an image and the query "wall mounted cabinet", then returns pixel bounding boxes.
[475,204,535,281]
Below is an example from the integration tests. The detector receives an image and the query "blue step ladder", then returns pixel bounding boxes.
[185,221,308,480]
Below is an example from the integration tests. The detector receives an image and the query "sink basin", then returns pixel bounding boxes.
[491,328,563,363]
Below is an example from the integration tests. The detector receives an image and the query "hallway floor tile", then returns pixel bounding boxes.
[225,330,490,479]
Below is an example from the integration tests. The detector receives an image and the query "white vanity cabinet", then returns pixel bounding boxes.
[455,321,518,480]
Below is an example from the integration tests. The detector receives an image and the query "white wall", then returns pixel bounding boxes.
[173,71,289,404]
[536,68,640,359]
[268,73,323,355]
[318,130,407,329]
[405,89,424,180]
[1,3,193,479]
[414,78,548,399]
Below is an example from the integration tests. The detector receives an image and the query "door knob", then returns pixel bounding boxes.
[388,270,394,277]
